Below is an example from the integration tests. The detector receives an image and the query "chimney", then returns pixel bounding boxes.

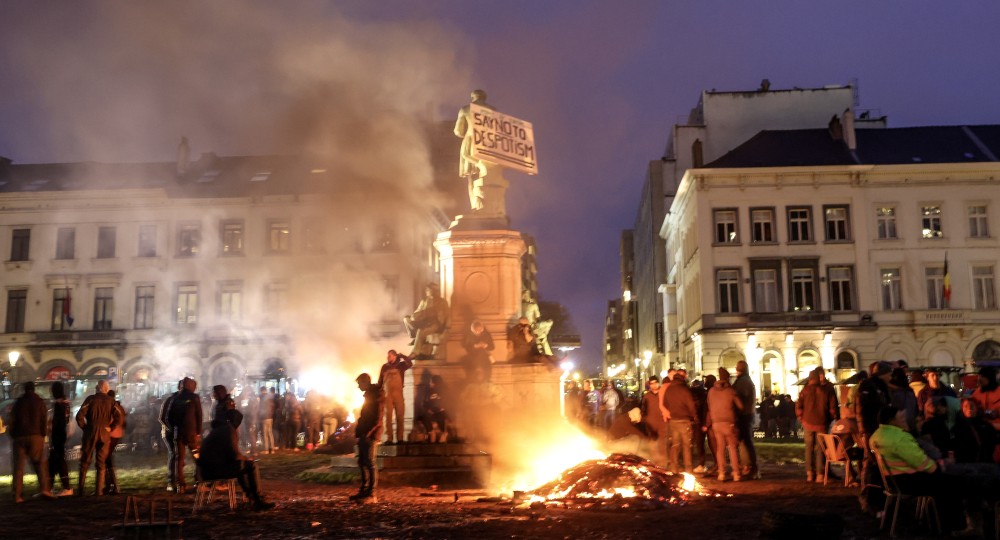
[841,108,857,151]
[176,137,190,176]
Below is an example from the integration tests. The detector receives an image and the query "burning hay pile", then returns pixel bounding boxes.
[527,453,727,510]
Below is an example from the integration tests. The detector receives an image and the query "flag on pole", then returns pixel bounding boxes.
[63,288,74,327]
[942,253,951,308]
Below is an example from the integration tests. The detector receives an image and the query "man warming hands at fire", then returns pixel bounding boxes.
[351,373,385,502]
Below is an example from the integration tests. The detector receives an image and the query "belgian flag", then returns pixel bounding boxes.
[942,253,951,308]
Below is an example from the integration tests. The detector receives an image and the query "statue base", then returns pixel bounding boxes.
[449,213,510,231]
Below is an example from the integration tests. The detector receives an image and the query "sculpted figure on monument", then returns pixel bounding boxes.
[521,290,554,358]
[453,89,496,212]
[403,284,449,359]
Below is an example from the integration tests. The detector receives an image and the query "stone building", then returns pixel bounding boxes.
[0,128,465,403]
[662,119,1000,398]
[620,82,883,381]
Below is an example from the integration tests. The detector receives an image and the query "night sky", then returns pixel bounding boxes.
[2,1,1000,372]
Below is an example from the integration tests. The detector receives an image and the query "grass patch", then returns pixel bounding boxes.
[295,468,358,485]
[756,441,806,464]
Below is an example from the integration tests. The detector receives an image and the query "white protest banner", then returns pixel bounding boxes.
[470,103,538,175]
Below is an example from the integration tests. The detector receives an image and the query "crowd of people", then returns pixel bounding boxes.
[565,359,1000,535]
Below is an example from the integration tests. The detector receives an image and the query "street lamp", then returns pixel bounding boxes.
[634,357,642,393]
[8,351,19,385]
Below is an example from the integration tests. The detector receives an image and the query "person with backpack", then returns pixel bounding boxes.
[165,377,202,494]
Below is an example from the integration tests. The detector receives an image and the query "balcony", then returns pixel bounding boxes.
[32,329,126,345]
[912,310,967,325]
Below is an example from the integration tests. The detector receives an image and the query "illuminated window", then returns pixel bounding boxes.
[219,281,243,322]
[713,209,738,244]
[881,268,903,311]
[921,206,943,239]
[790,268,815,311]
[175,284,198,326]
[824,205,851,241]
[177,224,201,256]
[268,220,291,253]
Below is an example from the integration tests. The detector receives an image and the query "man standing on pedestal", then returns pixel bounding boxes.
[378,350,413,445]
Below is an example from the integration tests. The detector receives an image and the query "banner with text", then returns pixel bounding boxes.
[469,103,538,175]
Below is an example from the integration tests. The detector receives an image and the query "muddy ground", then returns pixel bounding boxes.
[0,452,936,539]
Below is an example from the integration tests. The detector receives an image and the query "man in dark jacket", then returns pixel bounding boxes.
[199,414,274,510]
[76,380,123,496]
[10,382,56,502]
[47,381,73,495]
[640,376,668,466]
[166,377,203,493]
[352,372,384,501]
[732,360,759,479]
[796,367,840,482]
[662,369,697,473]
[158,380,182,491]
[855,361,892,514]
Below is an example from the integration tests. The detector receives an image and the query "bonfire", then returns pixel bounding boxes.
[527,453,727,509]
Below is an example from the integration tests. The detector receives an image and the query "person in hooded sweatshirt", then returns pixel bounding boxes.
[796,367,839,483]
[706,368,743,482]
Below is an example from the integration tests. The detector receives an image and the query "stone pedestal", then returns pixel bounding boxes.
[433,225,525,363]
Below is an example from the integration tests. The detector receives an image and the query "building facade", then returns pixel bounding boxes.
[663,121,1000,398]
[619,82,880,382]
[0,133,464,403]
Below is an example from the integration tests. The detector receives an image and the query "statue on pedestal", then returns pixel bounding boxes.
[403,284,449,359]
[454,89,508,218]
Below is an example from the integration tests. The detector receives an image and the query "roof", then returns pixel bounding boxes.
[705,124,1000,169]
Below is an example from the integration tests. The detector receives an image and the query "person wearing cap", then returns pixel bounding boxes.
[352,373,384,501]
[916,369,958,413]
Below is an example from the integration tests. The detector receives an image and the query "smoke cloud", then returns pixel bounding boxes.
[0,1,473,389]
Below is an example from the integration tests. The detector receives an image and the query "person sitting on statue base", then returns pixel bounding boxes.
[403,284,449,359]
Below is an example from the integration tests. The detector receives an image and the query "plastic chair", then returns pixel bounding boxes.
[870,449,940,538]
[817,433,856,487]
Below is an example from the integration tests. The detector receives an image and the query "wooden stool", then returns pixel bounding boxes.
[115,492,183,538]
[192,478,246,514]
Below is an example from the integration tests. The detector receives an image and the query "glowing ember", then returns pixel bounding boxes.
[527,453,726,508]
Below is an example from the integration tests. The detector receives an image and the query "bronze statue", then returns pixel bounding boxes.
[403,284,449,359]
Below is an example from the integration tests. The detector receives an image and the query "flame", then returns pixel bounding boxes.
[502,427,604,491]
[681,472,697,492]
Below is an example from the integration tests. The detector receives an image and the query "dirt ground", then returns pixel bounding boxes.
[0,453,937,539]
